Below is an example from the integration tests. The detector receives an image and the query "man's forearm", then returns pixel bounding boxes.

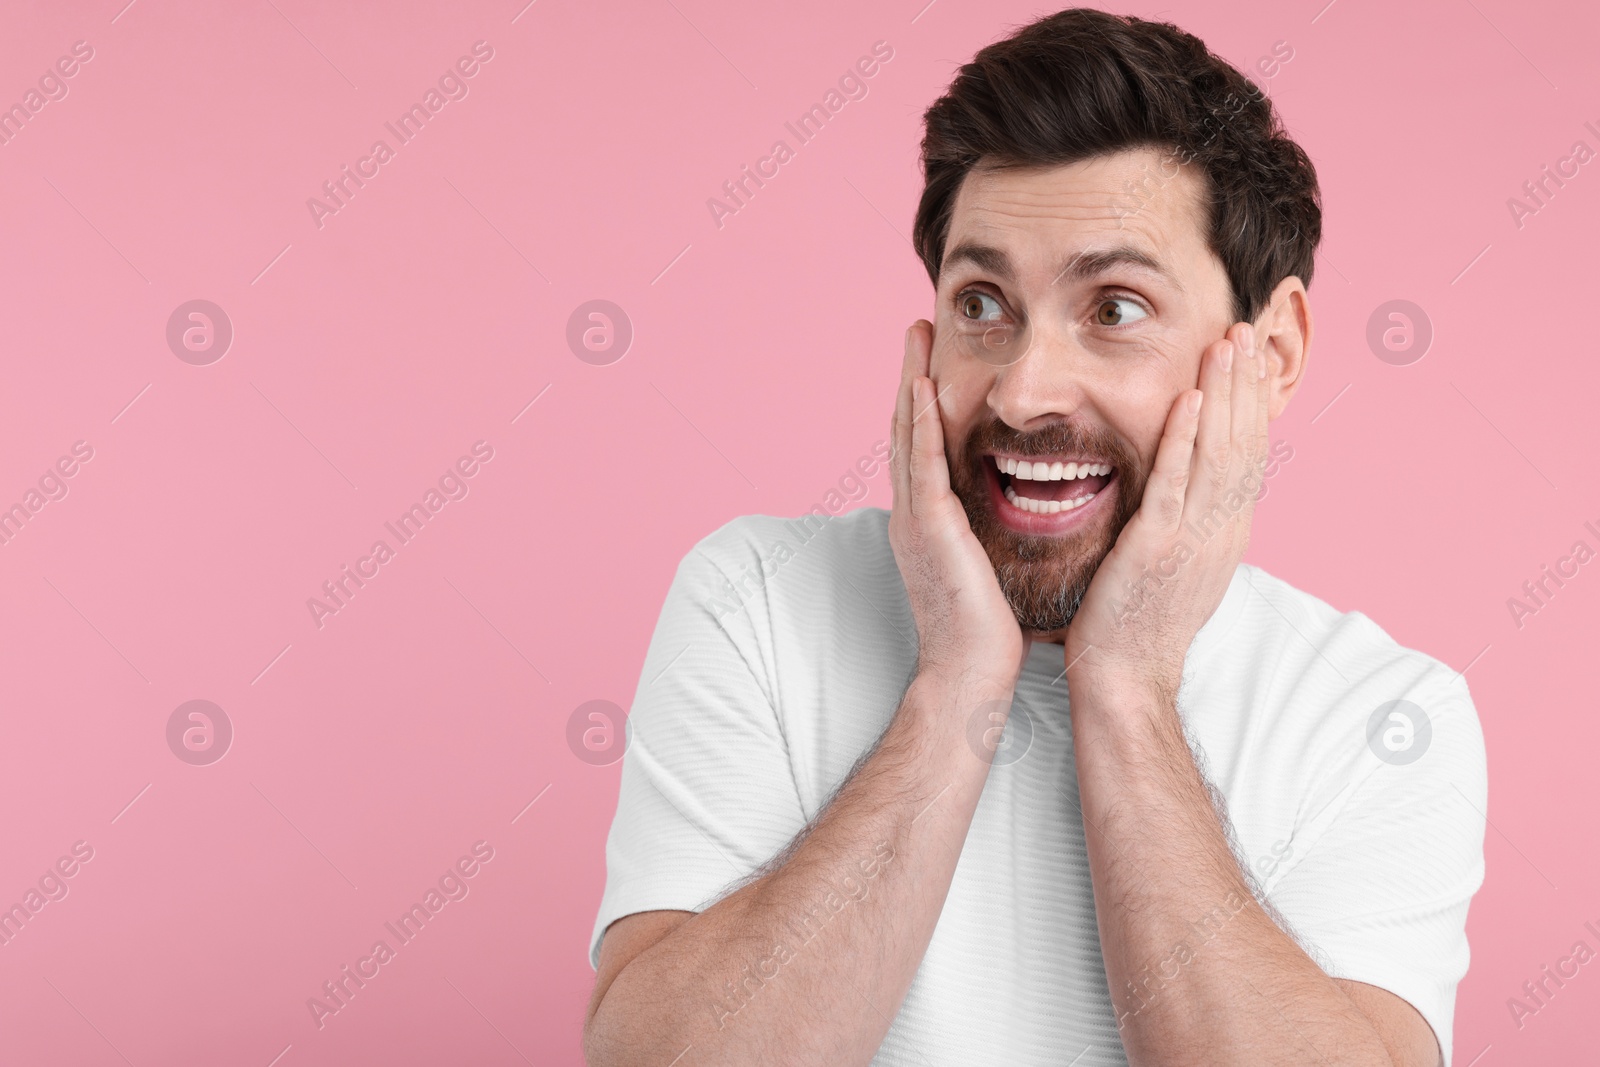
[1070,679,1394,1066]
[586,669,1007,1067]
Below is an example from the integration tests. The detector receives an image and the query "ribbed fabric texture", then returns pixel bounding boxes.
[592,507,1486,1066]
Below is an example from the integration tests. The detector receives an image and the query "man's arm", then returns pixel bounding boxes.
[584,322,1030,1066]
[1068,676,1431,1065]
[584,667,1012,1066]
[1062,316,1439,1066]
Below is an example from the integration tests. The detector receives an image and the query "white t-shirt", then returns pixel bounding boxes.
[591,507,1487,1066]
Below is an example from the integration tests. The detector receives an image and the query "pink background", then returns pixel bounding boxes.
[0,0,1595,1062]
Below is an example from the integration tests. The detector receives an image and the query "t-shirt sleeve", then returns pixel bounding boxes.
[1264,681,1488,1066]
[589,529,809,969]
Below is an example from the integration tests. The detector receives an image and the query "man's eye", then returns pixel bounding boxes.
[959,291,1004,321]
[1095,298,1148,326]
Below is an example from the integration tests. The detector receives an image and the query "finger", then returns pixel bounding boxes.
[892,323,918,509]
[1193,334,1235,497]
[1229,321,1258,484]
[912,318,932,380]
[1245,322,1271,517]
[1254,323,1271,462]
[1237,320,1268,484]
[909,375,953,518]
[1144,388,1203,531]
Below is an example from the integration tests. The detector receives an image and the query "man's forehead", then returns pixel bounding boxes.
[943,150,1208,274]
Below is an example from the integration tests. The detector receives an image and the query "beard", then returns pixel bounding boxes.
[947,417,1147,633]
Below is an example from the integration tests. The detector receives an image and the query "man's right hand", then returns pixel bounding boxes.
[888,319,1030,694]
[587,321,1027,1067]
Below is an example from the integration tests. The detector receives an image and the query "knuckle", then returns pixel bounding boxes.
[1207,456,1230,488]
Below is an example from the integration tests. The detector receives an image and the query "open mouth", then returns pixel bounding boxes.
[985,453,1117,530]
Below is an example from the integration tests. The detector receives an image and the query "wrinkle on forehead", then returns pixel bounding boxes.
[946,151,1212,276]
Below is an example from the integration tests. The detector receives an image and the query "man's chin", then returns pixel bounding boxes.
[975,519,1108,635]
[995,566,1093,634]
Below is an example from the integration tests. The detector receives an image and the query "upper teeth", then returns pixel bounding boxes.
[999,458,1111,481]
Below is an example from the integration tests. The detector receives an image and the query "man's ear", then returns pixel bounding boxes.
[1253,276,1312,420]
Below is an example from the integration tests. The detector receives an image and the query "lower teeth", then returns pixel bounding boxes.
[1004,485,1091,514]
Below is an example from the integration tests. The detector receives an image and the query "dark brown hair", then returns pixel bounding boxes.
[913,8,1321,324]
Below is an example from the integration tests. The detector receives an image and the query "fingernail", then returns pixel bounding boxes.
[1220,342,1233,373]
[1188,391,1203,415]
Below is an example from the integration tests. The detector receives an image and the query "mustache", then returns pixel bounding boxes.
[959,417,1136,469]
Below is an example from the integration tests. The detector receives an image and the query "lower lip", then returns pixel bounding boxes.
[984,458,1115,536]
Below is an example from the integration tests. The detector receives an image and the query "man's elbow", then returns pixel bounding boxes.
[583,966,674,1067]
[582,1015,617,1067]
[583,975,632,1067]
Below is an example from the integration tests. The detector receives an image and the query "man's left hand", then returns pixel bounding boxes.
[1064,320,1269,701]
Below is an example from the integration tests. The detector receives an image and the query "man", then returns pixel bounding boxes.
[583,9,1486,1066]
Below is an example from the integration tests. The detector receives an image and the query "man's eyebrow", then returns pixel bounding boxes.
[942,240,1015,281]
[942,240,1184,293]
[1055,246,1184,292]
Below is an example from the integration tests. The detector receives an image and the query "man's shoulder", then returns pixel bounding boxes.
[684,506,892,578]
[674,506,898,622]
[1235,564,1463,695]
[1209,566,1487,889]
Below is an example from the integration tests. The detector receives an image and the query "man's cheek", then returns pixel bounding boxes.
[927,327,955,380]
[932,377,990,463]
[1119,413,1168,492]
[927,347,990,410]
[1116,367,1193,472]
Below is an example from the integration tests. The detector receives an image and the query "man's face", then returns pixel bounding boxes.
[932,148,1238,635]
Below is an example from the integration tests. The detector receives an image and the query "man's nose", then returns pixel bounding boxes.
[984,326,1091,431]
